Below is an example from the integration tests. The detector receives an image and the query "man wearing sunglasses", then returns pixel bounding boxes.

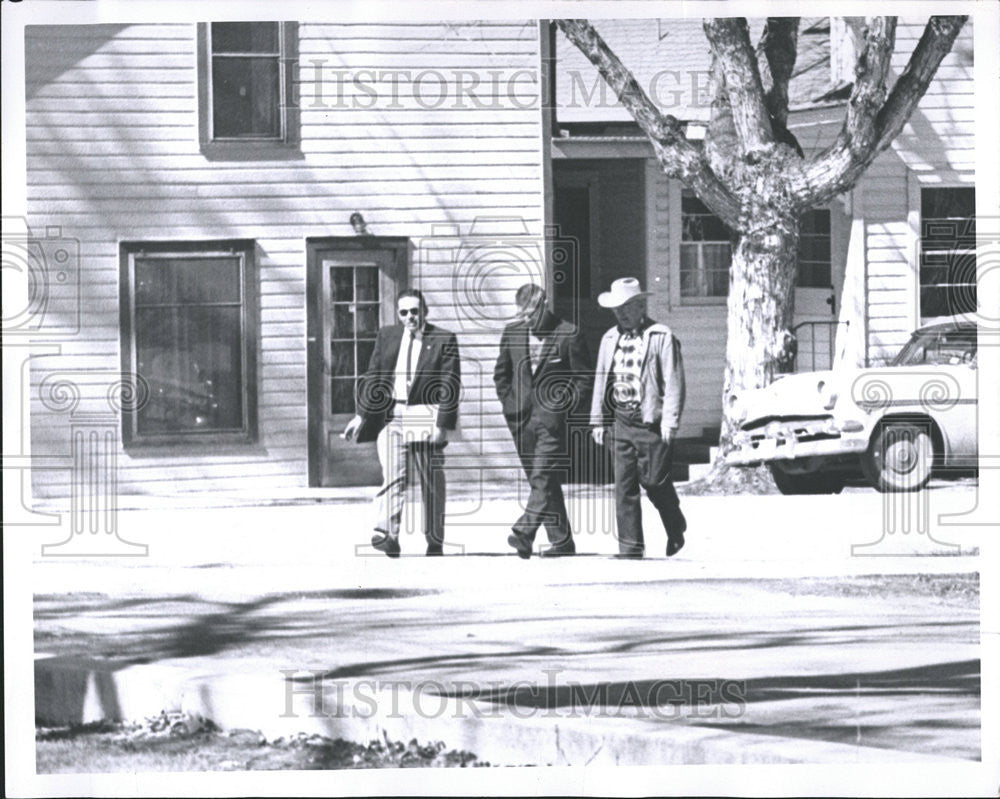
[343,289,461,557]
[494,283,591,559]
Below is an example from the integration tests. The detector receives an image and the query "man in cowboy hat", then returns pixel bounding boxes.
[591,277,687,559]
[494,283,591,559]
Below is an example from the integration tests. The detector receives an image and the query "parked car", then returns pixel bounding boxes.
[726,317,978,493]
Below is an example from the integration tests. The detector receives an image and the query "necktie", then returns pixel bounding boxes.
[406,334,414,388]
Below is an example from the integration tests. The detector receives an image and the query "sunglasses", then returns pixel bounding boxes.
[398,307,422,317]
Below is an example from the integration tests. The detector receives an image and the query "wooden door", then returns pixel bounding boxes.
[307,242,404,486]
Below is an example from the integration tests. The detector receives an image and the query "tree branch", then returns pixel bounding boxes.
[759,17,799,131]
[874,16,967,151]
[703,18,774,155]
[556,19,740,227]
[794,15,966,206]
[845,17,897,156]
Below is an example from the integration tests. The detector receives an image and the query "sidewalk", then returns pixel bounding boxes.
[31,492,983,765]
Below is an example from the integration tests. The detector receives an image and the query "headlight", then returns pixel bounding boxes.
[728,392,747,424]
[817,379,838,411]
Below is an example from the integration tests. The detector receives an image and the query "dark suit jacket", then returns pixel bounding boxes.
[493,310,592,432]
[355,322,461,443]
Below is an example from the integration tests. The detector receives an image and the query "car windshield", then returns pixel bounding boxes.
[892,327,977,366]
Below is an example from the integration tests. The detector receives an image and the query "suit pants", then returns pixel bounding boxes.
[612,408,685,554]
[509,414,573,546]
[374,414,446,546]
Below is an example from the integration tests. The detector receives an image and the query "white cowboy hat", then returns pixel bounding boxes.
[597,277,651,308]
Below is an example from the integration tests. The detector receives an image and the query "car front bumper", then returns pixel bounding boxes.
[727,418,869,467]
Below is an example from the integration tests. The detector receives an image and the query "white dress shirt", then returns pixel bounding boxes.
[392,327,424,402]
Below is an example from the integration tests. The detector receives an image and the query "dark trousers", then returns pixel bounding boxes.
[612,408,685,554]
[509,414,573,547]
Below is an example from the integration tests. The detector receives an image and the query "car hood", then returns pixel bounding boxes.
[735,362,972,429]
[735,371,838,428]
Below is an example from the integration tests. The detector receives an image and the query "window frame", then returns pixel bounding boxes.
[119,239,258,451]
[196,22,301,160]
[918,185,977,321]
[797,207,833,289]
[678,189,732,305]
[675,189,834,305]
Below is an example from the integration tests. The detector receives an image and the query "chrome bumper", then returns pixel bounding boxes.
[727,419,868,466]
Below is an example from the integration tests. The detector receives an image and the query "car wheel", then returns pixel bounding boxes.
[769,463,845,495]
[862,422,934,492]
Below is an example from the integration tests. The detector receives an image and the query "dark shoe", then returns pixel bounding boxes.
[507,532,532,560]
[426,544,444,556]
[666,512,687,557]
[371,532,400,558]
[613,551,644,560]
[540,543,576,557]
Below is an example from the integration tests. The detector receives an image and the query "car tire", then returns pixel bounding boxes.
[769,463,845,495]
[862,422,934,492]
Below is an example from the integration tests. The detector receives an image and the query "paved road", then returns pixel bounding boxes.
[30,491,984,764]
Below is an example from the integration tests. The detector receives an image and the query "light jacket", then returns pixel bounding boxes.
[590,321,685,434]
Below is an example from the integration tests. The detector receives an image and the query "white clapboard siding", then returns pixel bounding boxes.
[26,20,544,500]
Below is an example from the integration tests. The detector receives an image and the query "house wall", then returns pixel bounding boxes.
[26,22,545,499]
[863,17,975,363]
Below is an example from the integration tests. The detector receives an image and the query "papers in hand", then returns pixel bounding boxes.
[398,403,440,442]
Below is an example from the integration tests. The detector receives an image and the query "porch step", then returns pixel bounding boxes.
[684,446,719,482]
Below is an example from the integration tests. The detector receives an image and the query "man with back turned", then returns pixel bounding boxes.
[494,283,591,559]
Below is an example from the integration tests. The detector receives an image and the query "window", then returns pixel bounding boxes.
[680,191,732,300]
[329,264,381,414]
[197,22,299,157]
[120,241,257,448]
[679,191,832,301]
[797,208,831,288]
[892,325,977,367]
[920,187,976,318]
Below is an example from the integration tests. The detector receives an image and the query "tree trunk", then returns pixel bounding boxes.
[706,209,800,485]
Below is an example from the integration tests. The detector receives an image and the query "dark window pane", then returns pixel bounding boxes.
[135,306,242,434]
[330,267,354,302]
[330,378,355,414]
[135,257,241,305]
[213,57,280,138]
[356,304,380,335]
[211,22,279,54]
[682,192,732,242]
[331,305,354,339]
[357,339,376,373]
[356,267,379,302]
[330,341,354,378]
[920,187,976,317]
[922,187,975,220]
[800,208,830,234]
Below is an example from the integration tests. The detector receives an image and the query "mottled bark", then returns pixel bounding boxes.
[703,18,774,154]
[704,53,739,181]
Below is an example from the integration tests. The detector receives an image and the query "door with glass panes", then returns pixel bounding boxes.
[308,243,403,486]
